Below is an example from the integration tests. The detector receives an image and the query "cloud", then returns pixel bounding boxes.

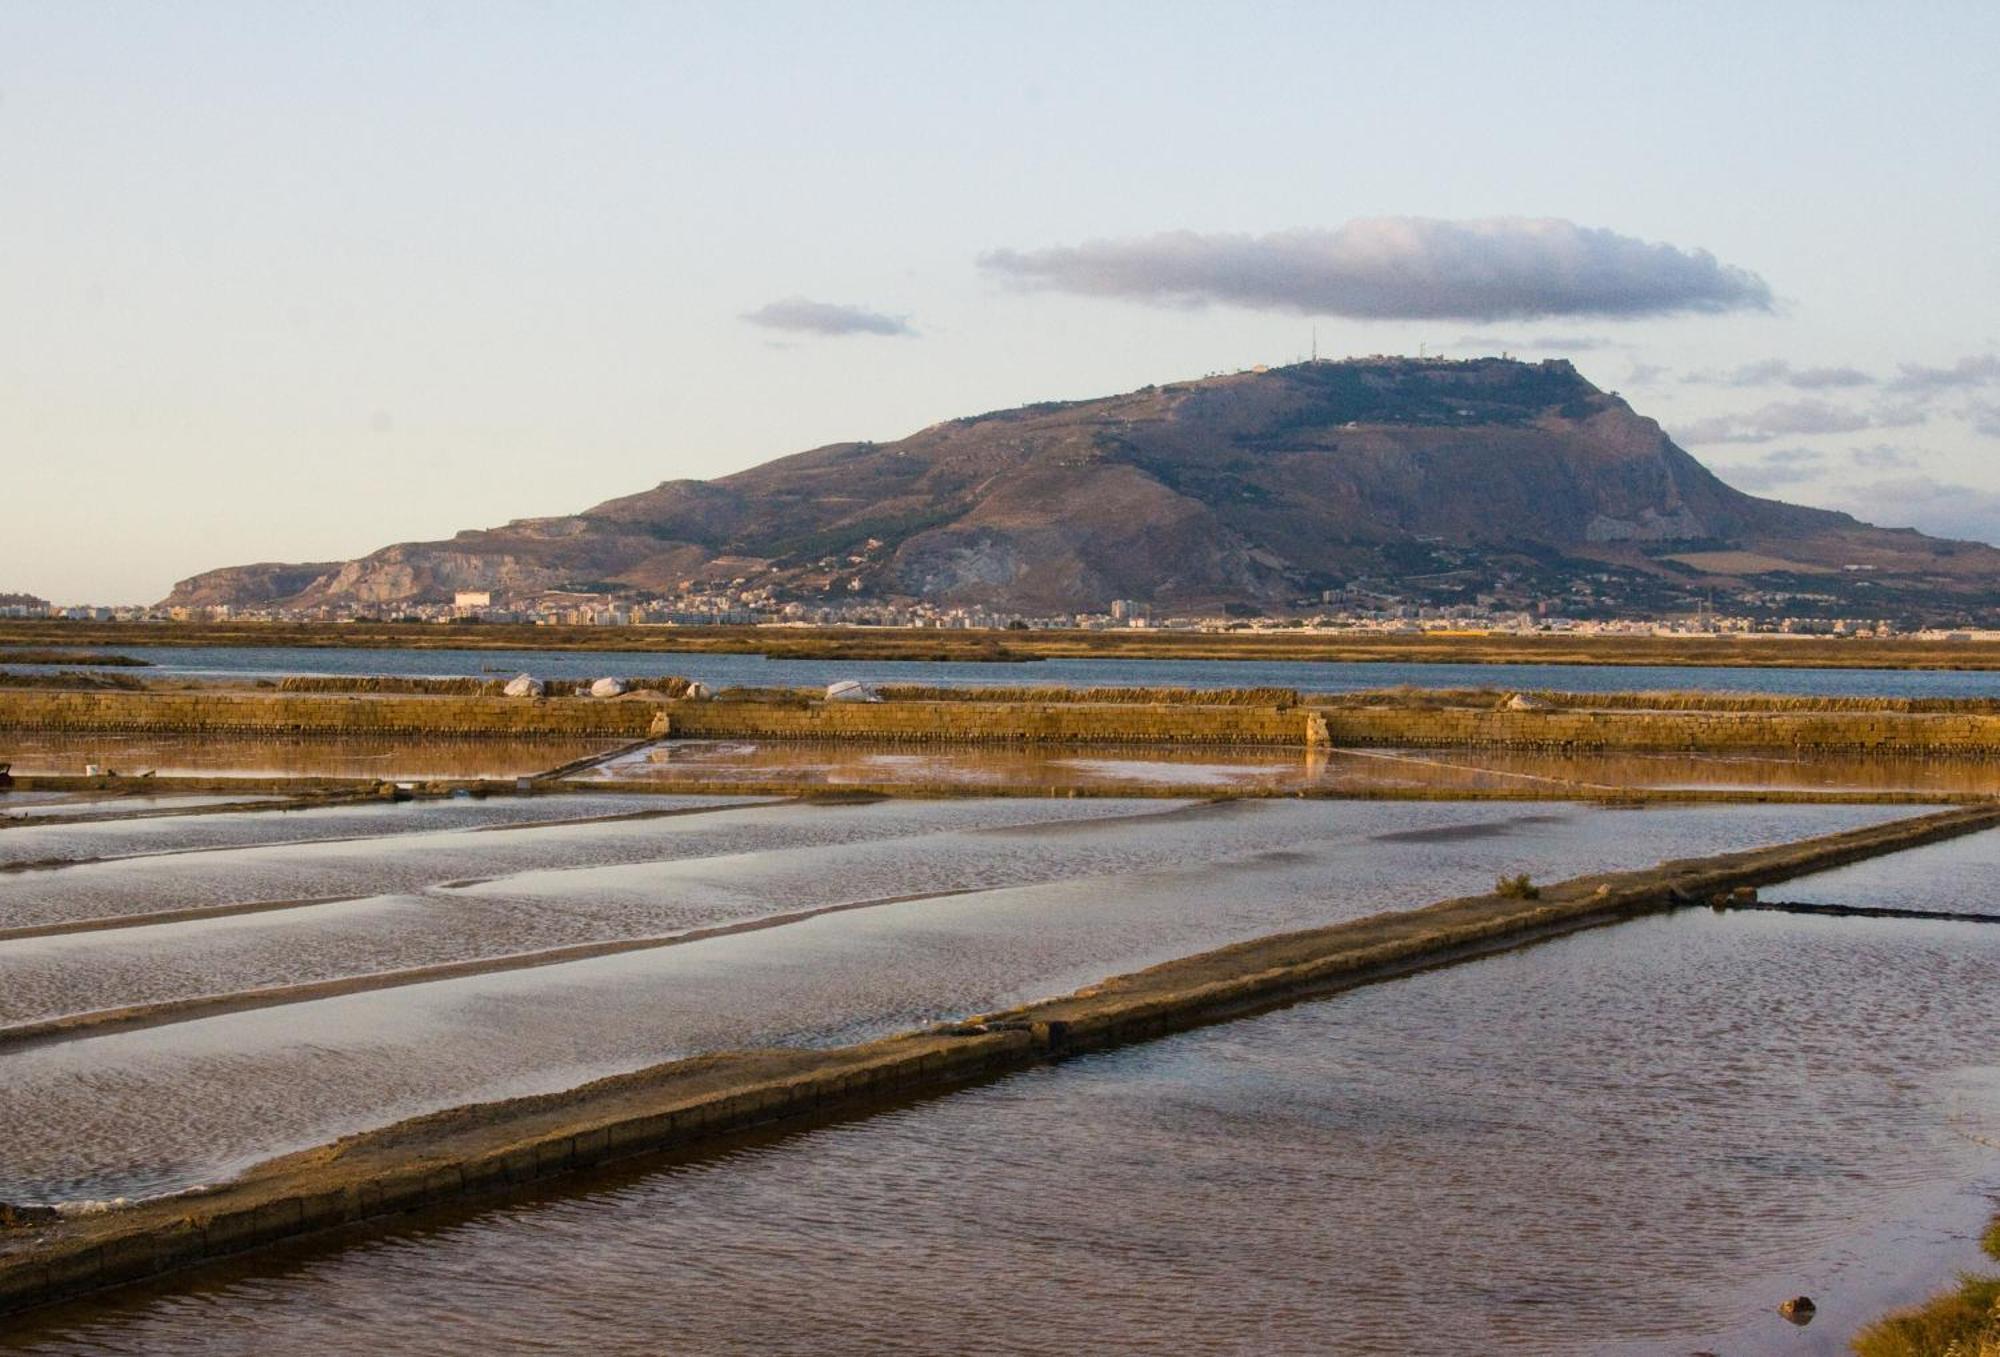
[1708,446,1827,492]
[1454,333,1617,353]
[1850,443,1918,469]
[1625,362,1672,386]
[740,297,914,337]
[1886,353,2000,392]
[1674,399,1874,445]
[980,218,1773,321]
[1684,359,1874,389]
[1825,476,2000,545]
[1967,401,2000,438]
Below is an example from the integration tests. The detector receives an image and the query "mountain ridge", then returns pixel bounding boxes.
[165,357,2000,621]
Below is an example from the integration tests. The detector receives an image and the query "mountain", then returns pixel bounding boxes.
[164,357,2000,620]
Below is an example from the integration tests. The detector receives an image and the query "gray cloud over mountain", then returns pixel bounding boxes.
[1708,446,1826,491]
[1825,476,2000,546]
[1684,359,1874,389]
[1850,443,1918,469]
[741,297,915,337]
[1887,354,2000,392]
[980,218,1773,321]
[1453,333,1617,353]
[1675,399,1876,445]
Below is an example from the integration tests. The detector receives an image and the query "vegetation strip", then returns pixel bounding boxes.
[1,803,1993,1316]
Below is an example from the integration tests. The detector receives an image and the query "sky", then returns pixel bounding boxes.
[4,1,1997,604]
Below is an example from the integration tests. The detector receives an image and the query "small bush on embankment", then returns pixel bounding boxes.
[1852,1215,2000,1356]
[873,685,1300,707]
[0,649,152,667]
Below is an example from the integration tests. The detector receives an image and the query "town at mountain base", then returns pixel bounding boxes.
[164,357,2000,627]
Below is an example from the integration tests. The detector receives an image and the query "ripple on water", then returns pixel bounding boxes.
[0,803,1916,1204]
[4,909,1996,1356]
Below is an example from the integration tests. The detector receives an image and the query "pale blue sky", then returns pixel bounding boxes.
[5,2,1997,602]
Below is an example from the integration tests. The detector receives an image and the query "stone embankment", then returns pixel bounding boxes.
[1314,705,2000,754]
[3,803,1993,1316]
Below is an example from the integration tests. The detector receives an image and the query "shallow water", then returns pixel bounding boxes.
[0,791,754,878]
[0,801,1917,1203]
[601,738,2000,796]
[0,792,284,820]
[0,795,1125,931]
[18,644,2000,698]
[0,732,619,780]
[6,908,1993,1357]
[1777,826,2000,916]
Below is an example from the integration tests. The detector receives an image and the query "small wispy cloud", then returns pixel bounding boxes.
[1850,443,1918,470]
[1683,359,1874,390]
[1454,333,1617,353]
[1886,353,2000,392]
[1708,446,1827,492]
[741,297,915,337]
[1825,475,2000,545]
[980,217,1773,321]
[1675,399,1875,445]
[1967,401,2000,438]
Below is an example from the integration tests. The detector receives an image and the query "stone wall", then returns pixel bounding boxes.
[663,699,1308,745]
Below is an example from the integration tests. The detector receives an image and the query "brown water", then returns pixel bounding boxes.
[0,732,620,780]
[0,799,1914,1204]
[597,738,2000,796]
[7,907,1993,1356]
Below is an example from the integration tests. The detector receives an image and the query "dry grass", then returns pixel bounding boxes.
[874,684,1300,707]
[1494,873,1540,900]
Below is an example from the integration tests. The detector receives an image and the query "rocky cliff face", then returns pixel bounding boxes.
[162,357,2000,617]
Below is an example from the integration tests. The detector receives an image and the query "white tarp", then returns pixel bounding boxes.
[502,673,545,698]
[589,676,628,698]
[824,679,881,703]
[683,681,711,701]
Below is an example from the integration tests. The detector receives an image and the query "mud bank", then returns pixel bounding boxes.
[2,803,1992,1317]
